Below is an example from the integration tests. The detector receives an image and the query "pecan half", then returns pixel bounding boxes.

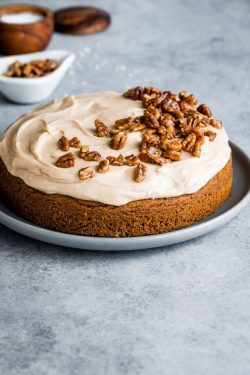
[134,164,147,183]
[182,133,196,153]
[144,87,163,95]
[83,151,101,161]
[160,115,176,138]
[58,136,69,151]
[123,86,144,100]
[144,105,161,119]
[125,154,140,166]
[179,92,197,105]
[142,129,160,146]
[130,123,146,132]
[79,167,94,180]
[179,100,196,113]
[94,119,109,137]
[162,150,181,161]
[193,124,207,137]
[55,152,75,168]
[144,113,159,129]
[107,154,124,166]
[161,138,182,152]
[142,93,162,108]
[164,91,179,101]
[169,109,184,120]
[139,151,168,165]
[69,136,81,148]
[162,98,180,112]
[110,131,128,150]
[210,118,222,129]
[114,117,133,131]
[178,90,191,100]
[109,128,122,136]
[97,159,110,173]
[192,136,205,157]
[79,145,90,158]
[204,130,217,141]
[197,104,212,118]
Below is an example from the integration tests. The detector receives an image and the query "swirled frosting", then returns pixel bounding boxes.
[0,91,231,206]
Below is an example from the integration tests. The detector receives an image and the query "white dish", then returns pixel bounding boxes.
[0,50,75,104]
[0,142,249,251]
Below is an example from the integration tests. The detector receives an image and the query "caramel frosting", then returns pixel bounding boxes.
[0,91,231,206]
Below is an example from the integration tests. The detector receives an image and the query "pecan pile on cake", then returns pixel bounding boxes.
[0,87,232,237]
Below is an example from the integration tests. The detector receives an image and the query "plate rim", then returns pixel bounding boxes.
[0,141,249,250]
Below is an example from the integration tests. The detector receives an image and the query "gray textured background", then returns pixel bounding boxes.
[0,0,250,374]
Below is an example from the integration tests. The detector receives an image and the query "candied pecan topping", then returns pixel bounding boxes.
[97,159,110,173]
[157,126,167,135]
[179,100,197,113]
[182,133,196,153]
[79,145,90,158]
[192,135,204,157]
[205,130,217,141]
[161,138,182,152]
[192,122,207,137]
[179,90,190,100]
[123,86,144,100]
[144,113,160,129]
[210,118,222,129]
[52,87,224,185]
[162,150,181,161]
[114,117,133,131]
[142,93,162,108]
[163,91,179,101]
[162,98,180,112]
[125,154,140,166]
[55,152,75,168]
[170,109,184,120]
[107,154,124,166]
[144,105,161,119]
[178,117,193,134]
[139,150,168,165]
[142,129,160,147]
[159,115,176,138]
[197,104,212,118]
[134,164,147,183]
[69,137,81,148]
[109,128,122,136]
[144,87,163,95]
[79,167,94,180]
[130,123,146,132]
[83,151,101,161]
[58,136,69,151]
[110,131,128,150]
[84,86,224,182]
[94,119,109,137]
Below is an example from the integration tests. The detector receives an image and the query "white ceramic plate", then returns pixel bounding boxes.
[0,142,249,251]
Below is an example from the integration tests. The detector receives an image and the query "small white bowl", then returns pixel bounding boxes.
[0,49,75,104]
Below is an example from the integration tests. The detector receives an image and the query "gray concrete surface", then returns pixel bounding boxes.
[0,0,249,374]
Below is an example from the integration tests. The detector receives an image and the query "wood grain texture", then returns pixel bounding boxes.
[0,4,53,55]
[54,6,111,35]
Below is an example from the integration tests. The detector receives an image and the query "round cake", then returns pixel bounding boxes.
[0,87,232,237]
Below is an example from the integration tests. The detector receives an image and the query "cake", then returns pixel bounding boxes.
[0,87,232,237]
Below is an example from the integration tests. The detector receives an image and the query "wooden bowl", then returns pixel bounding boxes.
[0,4,54,55]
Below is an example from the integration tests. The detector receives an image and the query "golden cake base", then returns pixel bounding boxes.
[0,157,233,237]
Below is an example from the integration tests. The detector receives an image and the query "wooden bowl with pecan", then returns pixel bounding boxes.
[0,3,53,55]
